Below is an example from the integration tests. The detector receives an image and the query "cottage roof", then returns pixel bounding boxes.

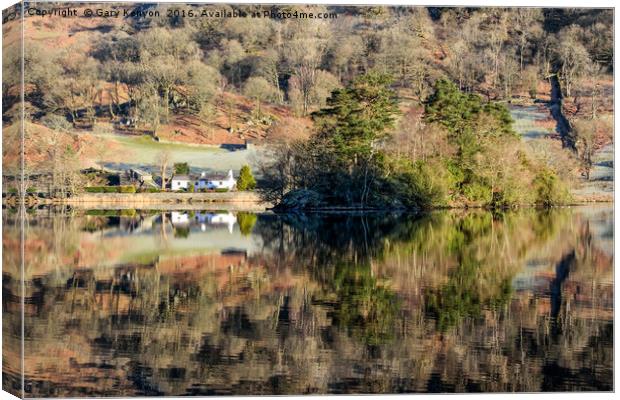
[200,174,229,181]
[171,171,234,181]
[196,170,234,181]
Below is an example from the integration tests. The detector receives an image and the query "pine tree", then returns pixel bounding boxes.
[236,165,256,191]
[310,73,401,206]
[312,72,400,161]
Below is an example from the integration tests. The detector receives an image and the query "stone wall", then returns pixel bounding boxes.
[59,192,271,210]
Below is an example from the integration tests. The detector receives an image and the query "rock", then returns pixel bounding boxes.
[276,189,322,210]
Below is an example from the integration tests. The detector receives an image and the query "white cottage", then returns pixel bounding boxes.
[171,175,191,191]
[195,170,236,191]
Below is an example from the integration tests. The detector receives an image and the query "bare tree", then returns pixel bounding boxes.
[243,76,280,117]
[156,150,172,190]
[509,8,543,73]
[199,103,218,141]
[556,26,590,97]
[39,115,84,198]
[572,119,595,180]
[581,60,603,119]
[282,14,331,115]
[257,48,285,104]
[486,10,510,91]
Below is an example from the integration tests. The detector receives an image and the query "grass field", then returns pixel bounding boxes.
[509,105,555,140]
[510,105,613,200]
[93,133,261,174]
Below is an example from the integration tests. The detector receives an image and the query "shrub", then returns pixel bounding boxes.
[86,186,137,193]
[119,185,136,193]
[26,187,37,193]
[215,188,229,193]
[86,209,138,216]
[391,160,449,209]
[237,212,258,236]
[534,169,571,206]
[86,210,110,216]
[462,181,492,204]
[174,226,190,238]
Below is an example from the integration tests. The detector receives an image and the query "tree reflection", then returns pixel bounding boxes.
[1,206,613,395]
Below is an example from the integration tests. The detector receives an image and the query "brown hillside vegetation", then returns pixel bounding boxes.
[2,121,129,172]
[3,5,312,146]
[4,5,612,147]
[154,92,312,145]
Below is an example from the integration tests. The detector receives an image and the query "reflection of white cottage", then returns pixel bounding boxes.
[169,211,237,234]
[195,170,236,191]
[207,212,237,233]
[171,175,191,191]
[170,211,190,225]
[195,212,209,223]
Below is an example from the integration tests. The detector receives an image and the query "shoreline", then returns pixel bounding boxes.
[3,192,611,212]
[44,192,271,211]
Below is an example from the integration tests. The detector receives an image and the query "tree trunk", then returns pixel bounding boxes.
[161,165,167,190]
[108,91,116,119]
[163,86,170,122]
[114,81,120,115]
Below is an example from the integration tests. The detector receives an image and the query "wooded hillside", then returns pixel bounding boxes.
[3,5,612,133]
[2,4,613,206]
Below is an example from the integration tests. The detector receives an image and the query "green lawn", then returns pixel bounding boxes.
[94,133,260,173]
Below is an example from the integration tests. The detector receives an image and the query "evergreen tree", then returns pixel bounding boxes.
[313,72,400,160]
[310,72,401,206]
[237,165,256,190]
[173,163,190,175]
[424,79,515,138]
[424,79,483,136]
[424,79,522,206]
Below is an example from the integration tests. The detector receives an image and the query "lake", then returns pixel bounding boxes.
[2,205,613,396]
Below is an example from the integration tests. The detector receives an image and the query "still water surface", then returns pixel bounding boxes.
[2,206,613,395]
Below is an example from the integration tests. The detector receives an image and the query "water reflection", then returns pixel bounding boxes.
[170,211,238,234]
[2,206,613,396]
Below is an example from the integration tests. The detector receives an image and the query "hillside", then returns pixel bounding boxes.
[3,4,312,146]
[3,5,613,144]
